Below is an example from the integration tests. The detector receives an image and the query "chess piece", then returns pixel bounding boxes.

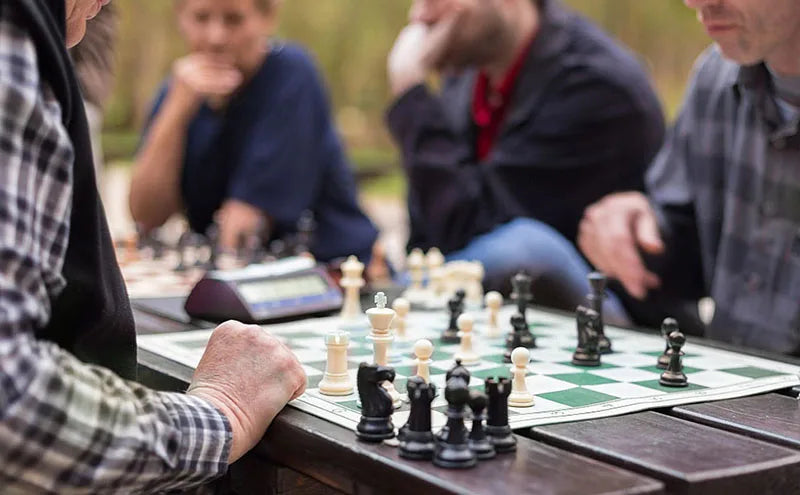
[294,209,316,255]
[508,347,534,407]
[658,318,678,369]
[465,262,485,307]
[510,272,533,326]
[441,294,463,344]
[340,256,365,321]
[205,223,220,271]
[446,358,471,386]
[408,248,425,291]
[660,329,689,387]
[367,292,402,408]
[485,377,517,453]
[485,291,503,338]
[318,331,354,396]
[426,248,445,294]
[468,390,496,459]
[356,363,396,442]
[413,339,434,383]
[433,377,477,469]
[399,377,437,460]
[455,313,479,366]
[572,306,601,367]
[588,272,612,354]
[175,230,192,272]
[392,297,410,340]
[504,312,536,362]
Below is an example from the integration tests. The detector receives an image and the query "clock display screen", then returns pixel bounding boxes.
[238,274,330,304]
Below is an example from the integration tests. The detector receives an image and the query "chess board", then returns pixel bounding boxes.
[137,306,800,431]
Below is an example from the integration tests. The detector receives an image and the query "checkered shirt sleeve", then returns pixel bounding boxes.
[0,11,231,494]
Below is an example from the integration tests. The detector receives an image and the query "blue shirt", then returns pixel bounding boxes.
[145,42,378,262]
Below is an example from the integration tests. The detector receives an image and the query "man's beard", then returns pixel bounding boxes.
[435,13,509,73]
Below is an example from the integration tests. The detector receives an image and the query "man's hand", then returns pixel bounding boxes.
[387,4,463,97]
[187,321,306,464]
[171,54,243,111]
[578,192,665,300]
[215,199,270,252]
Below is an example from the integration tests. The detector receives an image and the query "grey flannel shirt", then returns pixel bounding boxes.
[0,10,231,494]
[646,47,800,354]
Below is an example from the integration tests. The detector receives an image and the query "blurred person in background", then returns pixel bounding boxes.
[0,0,306,492]
[69,2,117,182]
[130,0,383,270]
[386,0,665,322]
[579,0,800,354]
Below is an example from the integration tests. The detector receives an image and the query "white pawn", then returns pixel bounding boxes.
[485,291,503,338]
[455,313,480,366]
[407,248,425,291]
[413,339,434,383]
[508,347,534,407]
[318,331,354,396]
[339,255,365,321]
[426,248,445,293]
[392,297,410,340]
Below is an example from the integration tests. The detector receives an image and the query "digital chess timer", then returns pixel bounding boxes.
[184,257,343,323]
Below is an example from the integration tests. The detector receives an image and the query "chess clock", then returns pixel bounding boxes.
[184,257,343,323]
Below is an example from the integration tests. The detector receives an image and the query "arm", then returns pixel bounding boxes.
[130,55,242,232]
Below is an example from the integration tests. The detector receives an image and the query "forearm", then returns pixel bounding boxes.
[130,88,196,231]
[0,331,231,494]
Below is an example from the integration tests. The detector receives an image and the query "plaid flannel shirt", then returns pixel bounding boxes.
[646,47,800,354]
[0,10,231,494]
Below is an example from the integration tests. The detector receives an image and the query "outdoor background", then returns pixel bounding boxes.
[99,0,712,263]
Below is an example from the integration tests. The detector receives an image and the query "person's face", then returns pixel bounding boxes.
[684,0,800,66]
[411,0,507,70]
[64,0,109,48]
[177,0,275,70]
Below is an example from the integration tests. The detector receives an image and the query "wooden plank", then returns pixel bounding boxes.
[669,394,800,450]
[137,350,664,495]
[526,411,800,495]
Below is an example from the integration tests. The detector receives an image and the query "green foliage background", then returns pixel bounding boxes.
[105,0,712,188]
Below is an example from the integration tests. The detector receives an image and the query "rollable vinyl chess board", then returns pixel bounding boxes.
[137,306,800,431]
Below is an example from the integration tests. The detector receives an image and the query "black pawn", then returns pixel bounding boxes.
[355,363,396,442]
[441,295,463,343]
[399,377,436,460]
[510,272,533,327]
[468,391,495,459]
[657,318,678,369]
[588,272,612,354]
[484,377,516,453]
[572,306,601,367]
[660,330,688,387]
[504,313,536,362]
[433,377,477,469]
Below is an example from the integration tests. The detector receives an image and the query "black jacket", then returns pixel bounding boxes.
[388,0,665,254]
[10,0,136,379]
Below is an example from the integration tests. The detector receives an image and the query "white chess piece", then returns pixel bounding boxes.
[392,297,410,340]
[366,292,402,408]
[407,248,425,291]
[508,347,534,407]
[426,248,445,294]
[455,313,480,366]
[413,339,434,383]
[465,261,485,307]
[339,255,365,321]
[318,331,354,396]
[485,291,503,338]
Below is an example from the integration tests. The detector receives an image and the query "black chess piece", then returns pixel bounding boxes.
[441,295,463,343]
[510,272,533,326]
[174,231,193,272]
[205,223,219,271]
[588,272,612,354]
[294,210,316,255]
[446,359,471,386]
[355,363,397,442]
[468,390,495,459]
[399,377,437,460]
[433,377,477,469]
[660,330,688,387]
[657,318,678,369]
[504,313,536,362]
[572,306,601,367]
[484,377,516,453]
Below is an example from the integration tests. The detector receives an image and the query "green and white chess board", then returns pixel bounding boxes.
[137,306,800,431]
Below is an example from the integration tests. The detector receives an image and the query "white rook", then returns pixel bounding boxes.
[319,331,354,396]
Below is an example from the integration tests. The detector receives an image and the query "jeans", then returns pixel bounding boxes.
[447,218,631,326]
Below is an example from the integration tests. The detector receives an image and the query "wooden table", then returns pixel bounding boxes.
[134,308,800,495]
